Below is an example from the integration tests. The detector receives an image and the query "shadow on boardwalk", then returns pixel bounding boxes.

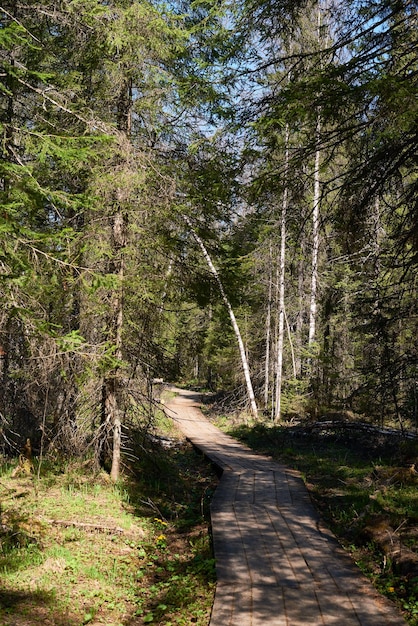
[164,387,407,626]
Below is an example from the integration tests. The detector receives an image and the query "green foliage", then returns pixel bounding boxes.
[55,330,86,353]
[1,0,416,485]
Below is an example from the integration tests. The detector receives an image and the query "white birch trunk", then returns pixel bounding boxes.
[308,3,323,348]
[308,0,328,347]
[296,240,304,377]
[271,261,280,420]
[274,126,289,422]
[264,245,273,408]
[184,215,258,419]
[284,307,297,379]
[308,114,321,348]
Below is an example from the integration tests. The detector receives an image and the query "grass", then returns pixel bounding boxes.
[0,419,217,626]
[209,415,418,625]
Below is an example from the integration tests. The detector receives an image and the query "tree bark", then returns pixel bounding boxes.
[274,125,289,422]
[264,245,273,409]
[184,215,258,419]
[308,3,324,350]
[100,208,125,482]
[308,113,321,349]
[110,413,122,483]
[108,221,124,483]
[102,75,132,482]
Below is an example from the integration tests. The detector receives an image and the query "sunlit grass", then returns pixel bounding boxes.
[0,435,217,626]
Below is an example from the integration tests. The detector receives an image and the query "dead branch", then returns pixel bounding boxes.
[44,518,126,534]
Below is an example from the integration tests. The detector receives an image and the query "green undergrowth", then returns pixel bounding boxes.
[213,415,418,625]
[0,421,217,625]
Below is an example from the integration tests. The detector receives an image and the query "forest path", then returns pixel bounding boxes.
[164,387,407,626]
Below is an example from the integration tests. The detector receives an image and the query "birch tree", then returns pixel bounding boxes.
[264,245,273,408]
[308,114,321,349]
[308,1,328,352]
[274,125,289,422]
[183,215,259,419]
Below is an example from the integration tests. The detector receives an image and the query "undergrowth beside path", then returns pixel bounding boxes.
[0,422,217,625]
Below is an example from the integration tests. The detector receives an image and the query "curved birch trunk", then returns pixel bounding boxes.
[184,215,258,419]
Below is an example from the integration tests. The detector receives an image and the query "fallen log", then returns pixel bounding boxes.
[302,420,418,440]
[362,517,418,576]
[44,518,125,534]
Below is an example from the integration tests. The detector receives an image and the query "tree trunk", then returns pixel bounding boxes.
[308,113,321,349]
[99,206,126,481]
[184,215,258,419]
[102,76,132,482]
[274,125,289,422]
[110,413,122,483]
[264,245,273,409]
[308,3,325,350]
[296,239,305,378]
[107,217,125,483]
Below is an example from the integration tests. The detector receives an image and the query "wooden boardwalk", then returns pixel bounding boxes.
[164,388,407,625]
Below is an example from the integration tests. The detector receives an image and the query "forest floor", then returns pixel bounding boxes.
[1,392,418,625]
[0,412,217,626]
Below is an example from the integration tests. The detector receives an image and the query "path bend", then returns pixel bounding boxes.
[164,387,406,626]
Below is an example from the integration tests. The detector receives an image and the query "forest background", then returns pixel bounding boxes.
[1,0,417,480]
